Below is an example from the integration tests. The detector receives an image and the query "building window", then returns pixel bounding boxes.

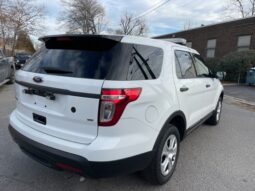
[186,42,192,48]
[206,39,216,58]
[237,35,251,51]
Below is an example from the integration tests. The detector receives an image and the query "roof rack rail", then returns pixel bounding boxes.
[162,38,187,45]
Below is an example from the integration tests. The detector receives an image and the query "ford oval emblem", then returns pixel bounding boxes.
[33,76,43,83]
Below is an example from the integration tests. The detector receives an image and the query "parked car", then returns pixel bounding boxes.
[14,52,32,69]
[0,49,15,86]
[9,35,224,185]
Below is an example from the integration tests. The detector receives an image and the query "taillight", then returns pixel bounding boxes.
[99,88,142,126]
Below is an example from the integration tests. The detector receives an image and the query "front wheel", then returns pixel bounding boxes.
[206,97,223,125]
[141,125,180,185]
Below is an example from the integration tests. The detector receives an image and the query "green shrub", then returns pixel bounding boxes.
[205,50,255,83]
[221,50,255,83]
[204,58,222,73]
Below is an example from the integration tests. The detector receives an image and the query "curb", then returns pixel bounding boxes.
[224,95,255,106]
[222,83,239,86]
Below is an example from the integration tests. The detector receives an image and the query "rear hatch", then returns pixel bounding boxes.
[15,73,102,144]
[15,35,164,144]
[15,35,124,144]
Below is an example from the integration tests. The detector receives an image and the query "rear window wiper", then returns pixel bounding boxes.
[132,47,156,79]
[41,66,73,74]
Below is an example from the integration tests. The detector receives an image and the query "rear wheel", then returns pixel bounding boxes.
[141,125,180,185]
[206,97,223,125]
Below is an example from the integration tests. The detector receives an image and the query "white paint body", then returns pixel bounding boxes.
[10,35,223,162]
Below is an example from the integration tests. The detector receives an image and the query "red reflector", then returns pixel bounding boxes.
[99,88,142,126]
[56,163,82,173]
[56,37,72,42]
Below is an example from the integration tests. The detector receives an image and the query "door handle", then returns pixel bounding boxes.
[180,86,189,92]
[206,84,211,88]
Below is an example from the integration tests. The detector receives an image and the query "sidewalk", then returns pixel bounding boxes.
[223,84,255,105]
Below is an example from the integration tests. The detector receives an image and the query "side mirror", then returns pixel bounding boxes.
[208,71,218,79]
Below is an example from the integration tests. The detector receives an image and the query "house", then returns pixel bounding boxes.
[154,16,255,59]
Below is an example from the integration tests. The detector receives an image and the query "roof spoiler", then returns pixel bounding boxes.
[38,34,124,51]
[38,34,123,42]
[162,38,187,46]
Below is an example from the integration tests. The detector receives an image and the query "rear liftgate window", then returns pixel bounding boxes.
[22,36,164,80]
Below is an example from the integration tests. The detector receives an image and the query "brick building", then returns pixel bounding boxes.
[155,16,255,59]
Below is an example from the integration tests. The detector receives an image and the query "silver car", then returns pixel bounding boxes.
[0,49,14,86]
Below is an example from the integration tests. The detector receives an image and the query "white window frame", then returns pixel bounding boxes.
[237,35,251,52]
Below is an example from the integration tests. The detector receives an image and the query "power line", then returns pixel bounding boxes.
[106,0,197,28]
[106,0,168,28]
[132,0,171,20]
[133,0,167,18]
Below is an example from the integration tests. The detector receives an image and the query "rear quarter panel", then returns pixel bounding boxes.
[102,42,180,131]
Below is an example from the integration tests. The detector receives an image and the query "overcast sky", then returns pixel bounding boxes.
[37,0,240,38]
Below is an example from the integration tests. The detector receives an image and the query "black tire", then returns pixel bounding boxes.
[7,68,15,85]
[206,97,223,125]
[141,124,180,185]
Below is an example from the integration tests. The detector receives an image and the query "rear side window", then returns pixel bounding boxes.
[127,45,163,80]
[193,54,209,77]
[23,38,163,81]
[175,50,196,78]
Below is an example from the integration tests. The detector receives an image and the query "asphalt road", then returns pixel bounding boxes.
[0,84,255,191]
[224,85,255,103]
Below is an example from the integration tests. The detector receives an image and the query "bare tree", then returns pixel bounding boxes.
[117,12,148,36]
[0,0,10,52]
[183,20,193,30]
[61,0,106,34]
[227,0,255,18]
[7,0,44,55]
[16,31,35,53]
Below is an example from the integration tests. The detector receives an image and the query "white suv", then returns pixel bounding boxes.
[9,35,223,185]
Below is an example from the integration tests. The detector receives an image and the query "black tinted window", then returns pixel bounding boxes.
[16,53,31,59]
[175,50,196,78]
[23,40,163,81]
[127,45,163,80]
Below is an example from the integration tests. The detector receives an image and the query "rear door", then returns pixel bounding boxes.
[192,54,218,112]
[173,49,208,128]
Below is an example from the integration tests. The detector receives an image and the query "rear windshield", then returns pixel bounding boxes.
[16,53,31,60]
[22,39,163,81]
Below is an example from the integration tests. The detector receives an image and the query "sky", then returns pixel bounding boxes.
[34,0,242,39]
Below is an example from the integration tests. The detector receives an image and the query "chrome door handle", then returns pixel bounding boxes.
[206,84,211,88]
[180,86,189,92]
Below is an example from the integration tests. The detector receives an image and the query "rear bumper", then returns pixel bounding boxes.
[9,125,153,178]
